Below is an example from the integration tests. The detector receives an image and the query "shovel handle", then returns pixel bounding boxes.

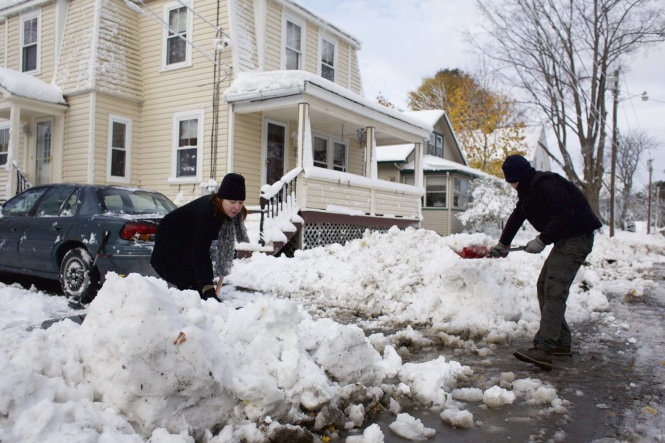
[509,246,526,251]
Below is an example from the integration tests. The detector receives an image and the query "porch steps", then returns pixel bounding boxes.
[236,209,301,258]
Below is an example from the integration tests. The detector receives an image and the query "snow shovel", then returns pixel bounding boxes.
[453,245,526,259]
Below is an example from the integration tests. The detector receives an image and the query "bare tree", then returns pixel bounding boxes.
[476,0,665,215]
[612,130,657,227]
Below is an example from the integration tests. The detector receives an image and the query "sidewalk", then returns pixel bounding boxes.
[341,264,665,442]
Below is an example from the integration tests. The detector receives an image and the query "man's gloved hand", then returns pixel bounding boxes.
[489,242,510,258]
[525,237,546,253]
[201,285,219,301]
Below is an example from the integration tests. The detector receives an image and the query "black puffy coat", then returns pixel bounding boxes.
[150,195,223,293]
[500,170,601,246]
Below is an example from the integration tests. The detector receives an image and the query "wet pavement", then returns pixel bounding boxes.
[336,263,665,442]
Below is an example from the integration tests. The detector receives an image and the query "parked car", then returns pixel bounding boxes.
[0,183,177,303]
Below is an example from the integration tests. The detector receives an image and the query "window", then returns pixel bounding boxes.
[313,136,347,170]
[2,187,47,216]
[35,186,77,217]
[333,142,346,171]
[453,177,469,209]
[321,38,335,81]
[108,116,131,180]
[164,3,191,68]
[425,176,447,208]
[0,127,8,166]
[428,133,443,157]
[172,111,203,179]
[313,136,328,168]
[285,19,303,70]
[21,12,39,73]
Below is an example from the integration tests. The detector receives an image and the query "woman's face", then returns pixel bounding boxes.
[222,199,244,218]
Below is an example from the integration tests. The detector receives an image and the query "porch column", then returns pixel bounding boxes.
[7,103,21,198]
[297,102,313,168]
[364,126,375,178]
[414,141,423,189]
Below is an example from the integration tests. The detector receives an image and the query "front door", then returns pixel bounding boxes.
[265,122,286,185]
[35,119,52,185]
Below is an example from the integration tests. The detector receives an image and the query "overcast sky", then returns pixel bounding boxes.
[297,0,665,187]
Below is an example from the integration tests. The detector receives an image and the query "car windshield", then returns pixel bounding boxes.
[100,189,176,215]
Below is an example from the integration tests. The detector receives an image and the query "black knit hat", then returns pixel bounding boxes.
[217,173,246,200]
[502,155,534,183]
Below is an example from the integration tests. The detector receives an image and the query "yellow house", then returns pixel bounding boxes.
[0,0,431,253]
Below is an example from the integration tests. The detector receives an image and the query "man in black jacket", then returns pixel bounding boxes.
[490,155,602,370]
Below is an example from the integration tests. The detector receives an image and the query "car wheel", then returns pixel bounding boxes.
[59,247,100,304]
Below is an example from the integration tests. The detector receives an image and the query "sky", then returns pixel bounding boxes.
[0,225,664,442]
[296,0,665,188]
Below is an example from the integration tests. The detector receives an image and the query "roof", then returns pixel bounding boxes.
[403,110,445,127]
[376,144,413,162]
[0,67,66,104]
[403,155,489,178]
[224,70,433,135]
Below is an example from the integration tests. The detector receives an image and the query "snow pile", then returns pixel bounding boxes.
[0,228,663,441]
[230,226,617,341]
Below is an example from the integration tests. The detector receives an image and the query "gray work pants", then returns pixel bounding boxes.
[534,233,595,351]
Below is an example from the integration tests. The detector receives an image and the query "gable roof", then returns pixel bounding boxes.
[376,109,470,166]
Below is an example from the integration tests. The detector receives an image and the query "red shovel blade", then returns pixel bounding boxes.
[453,245,492,259]
[453,244,526,258]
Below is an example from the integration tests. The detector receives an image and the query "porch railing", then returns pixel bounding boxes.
[14,161,31,195]
[258,168,302,247]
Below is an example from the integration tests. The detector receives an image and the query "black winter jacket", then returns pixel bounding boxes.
[499,170,601,246]
[150,195,223,293]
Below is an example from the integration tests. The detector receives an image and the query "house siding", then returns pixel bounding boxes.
[96,0,143,100]
[230,0,258,71]
[94,92,142,185]
[421,208,449,234]
[56,0,95,92]
[134,0,234,202]
[0,2,56,80]
[377,164,401,183]
[61,93,93,183]
[232,112,262,205]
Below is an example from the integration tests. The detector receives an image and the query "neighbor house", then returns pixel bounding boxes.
[0,0,433,253]
[378,110,487,236]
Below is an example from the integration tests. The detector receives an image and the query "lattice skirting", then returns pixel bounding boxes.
[301,223,390,250]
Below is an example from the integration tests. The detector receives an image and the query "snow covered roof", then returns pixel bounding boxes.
[281,0,361,49]
[376,144,413,162]
[403,110,445,127]
[224,70,433,135]
[402,155,489,177]
[0,67,66,104]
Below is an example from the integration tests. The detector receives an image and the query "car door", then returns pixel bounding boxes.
[18,185,79,276]
[0,187,49,270]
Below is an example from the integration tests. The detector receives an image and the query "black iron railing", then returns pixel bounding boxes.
[15,163,31,195]
[259,172,299,247]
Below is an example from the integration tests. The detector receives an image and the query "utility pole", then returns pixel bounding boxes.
[647,159,652,234]
[609,68,620,237]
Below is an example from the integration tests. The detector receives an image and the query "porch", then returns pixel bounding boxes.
[224,71,431,254]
